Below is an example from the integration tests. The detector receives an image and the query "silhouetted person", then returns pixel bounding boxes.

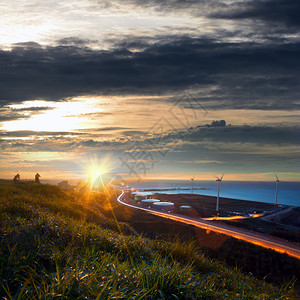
[13,174,20,183]
[35,173,41,183]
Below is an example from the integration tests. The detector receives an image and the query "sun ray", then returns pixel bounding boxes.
[84,154,113,189]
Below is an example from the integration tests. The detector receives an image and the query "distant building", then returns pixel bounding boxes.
[58,180,73,191]
[153,202,175,211]
[180,205,192,214]
[140,199,160,208]
[134,195,145,201]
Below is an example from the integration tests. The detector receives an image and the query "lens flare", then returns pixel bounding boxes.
[85,155,113,189]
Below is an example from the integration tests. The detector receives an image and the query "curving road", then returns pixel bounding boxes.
[117,191,300,260]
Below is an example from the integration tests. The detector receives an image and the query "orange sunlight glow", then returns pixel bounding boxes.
[2,100,96,132]
[85,155,113,189]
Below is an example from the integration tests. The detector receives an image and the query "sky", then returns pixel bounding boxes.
[0,0,299,182]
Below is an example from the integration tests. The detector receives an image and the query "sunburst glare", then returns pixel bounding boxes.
[85,155,113,189]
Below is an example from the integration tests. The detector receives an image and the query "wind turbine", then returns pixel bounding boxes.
[274,172,280,205]
[175,183,179,194]
[174,183,178,193]
[191,176,195,194]
[215,175,224,212]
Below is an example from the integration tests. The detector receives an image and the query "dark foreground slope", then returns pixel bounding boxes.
[0,181,296,299]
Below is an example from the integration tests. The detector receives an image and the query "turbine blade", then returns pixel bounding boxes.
[274,171,279,181]
[221,174,224,180]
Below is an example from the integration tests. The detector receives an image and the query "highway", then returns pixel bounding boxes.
[117,191,300,260]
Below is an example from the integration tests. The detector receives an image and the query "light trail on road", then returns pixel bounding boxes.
[117,191,300,260]
[203,215,248,221]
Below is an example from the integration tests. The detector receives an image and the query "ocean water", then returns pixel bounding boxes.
[128,180,300,207]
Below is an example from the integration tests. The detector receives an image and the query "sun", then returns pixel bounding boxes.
[88,169,102,188]
[85,155,113,189]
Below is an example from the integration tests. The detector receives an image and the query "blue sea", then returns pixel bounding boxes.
[128,180,300,207]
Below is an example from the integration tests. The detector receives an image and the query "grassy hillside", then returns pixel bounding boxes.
[0,181,296,299]
[92,190,300,286]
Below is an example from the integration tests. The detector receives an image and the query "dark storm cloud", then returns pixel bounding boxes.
[125,0,300,29]
[0,136,131,153]
[199,74,300,110]
[108,0,222,17]
[211,0,300,29]
[179,124,300,146]
[143,123,300,169]
[130,0,214,12]
[0,111,26,122]
[57,37,96,46]
[0,38,299,110]
[1,123,299,166]
[207,120,226,127]
[0,106,54,122]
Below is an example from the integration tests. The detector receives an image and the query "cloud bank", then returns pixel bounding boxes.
[0,38,299,111]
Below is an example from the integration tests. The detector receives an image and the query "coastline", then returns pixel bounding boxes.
[142,192,278,217]
[128,179,300,207]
